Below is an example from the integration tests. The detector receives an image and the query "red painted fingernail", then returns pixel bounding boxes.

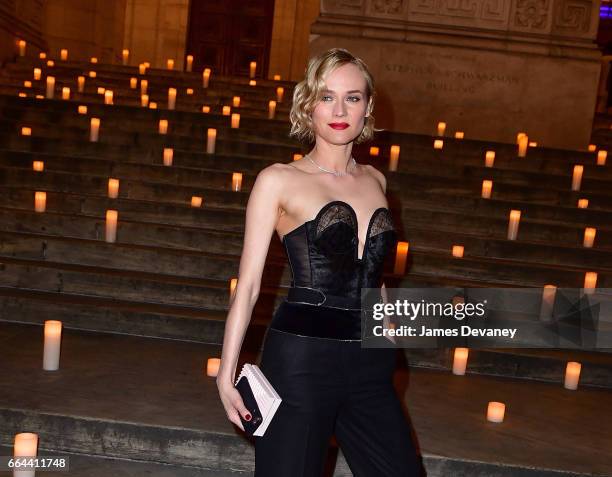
[245,414,251,421]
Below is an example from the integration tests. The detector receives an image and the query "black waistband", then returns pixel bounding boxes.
[286,286,362,311]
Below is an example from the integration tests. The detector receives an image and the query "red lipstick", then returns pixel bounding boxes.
[328,122,349,130]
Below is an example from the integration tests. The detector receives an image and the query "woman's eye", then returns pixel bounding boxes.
[322,95,333,101]
[347,96,361,102]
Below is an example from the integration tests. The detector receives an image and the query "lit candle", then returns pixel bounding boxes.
[452,348,469,375]
[191,196,202,207]
[564,362,581,390]
[61,87,70,100]
[389,145,400,172]
[33,161,44,171]
[90,57,98,63]
[485,151,495,167]
[163,148,173,166]
[539,284,557,321]
[34,191,46,212]
[231,113,240,129]
[149,102,157,109]
[159,119,168,135]
[108,178,119,198]
[597,150,607,166]
[222,105,231,116]
[249,79,256,86]
[139,63,146,75]
[104,90,113,105]
[45,76,55,99]
[583,271,597,294]
[60,48,68,60]
[186,88,193,95]
[583,227,596,248]
[454,131,464,139]
[47,60,54,67]
[452,245,464,258]
[233,96,241,107]
[206,358,221,377]
[77,75,85,92]
[433,139,443,149]
[39,52,46,59]
[507,209,521,240]
[370,146,379,156]
[481,180,492,199]
[207,128,216,154]
[35,94,43,99]
[273,74,281,80]
[33,68,41,80]
[167,58,174,70]
[105,210,118,243]
[486,402,505,423]
[293,153,303,161]
[437,121,446,136]
[140,79,148,95]
[24,80,32,88]
[230,277,238,299]
[268,100,276,119]
[186,54,193,72]
[249,61,256,78]
[18,40,26,56]
[122,49,129,65]
[202,68,211,88]
[43,320,62,370]
[577,198,588,209]
[202,105,210,113]
[529,141,537,147]
[141,94,149,107]
[232,172,242,191]
[518,135,528,157]
[394,241,409,275]
[516,132,526,143]
[89,70,96,78]
[571,165,583,191]
[587,144,596,152]
[168,87,176,110]
[21,127,31,136]
[14,432,38,477]
[18,92,27,98]
[276,86,284,102]
[90,117,100,142]
[144,61,150,68]
[130,77,137,89]
[97,87,106,95]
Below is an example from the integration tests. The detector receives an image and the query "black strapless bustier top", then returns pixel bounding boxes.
[269,200,398,340]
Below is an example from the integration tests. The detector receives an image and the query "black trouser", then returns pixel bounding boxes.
[255,327,421,477]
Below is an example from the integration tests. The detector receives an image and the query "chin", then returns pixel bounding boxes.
[317,129,360,145]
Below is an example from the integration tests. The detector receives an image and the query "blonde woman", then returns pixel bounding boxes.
[217,48,421,476]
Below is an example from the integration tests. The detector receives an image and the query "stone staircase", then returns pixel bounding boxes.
[0,55,611,476]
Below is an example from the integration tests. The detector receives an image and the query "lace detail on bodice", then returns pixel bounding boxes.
[370,209,394,236]
[315,203,356,237]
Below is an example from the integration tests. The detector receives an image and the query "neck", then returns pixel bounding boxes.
[308,141,354,173]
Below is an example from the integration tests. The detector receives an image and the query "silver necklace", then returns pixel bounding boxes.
[306,154,356,177]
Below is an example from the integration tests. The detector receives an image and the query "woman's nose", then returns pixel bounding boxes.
[333,100,347,117]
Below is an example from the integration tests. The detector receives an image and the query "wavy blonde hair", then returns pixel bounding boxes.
[289,48,378,144]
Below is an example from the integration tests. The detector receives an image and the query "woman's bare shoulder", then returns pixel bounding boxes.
[364,164,387,192]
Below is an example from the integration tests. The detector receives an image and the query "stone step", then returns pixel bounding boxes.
[0,322,609,476]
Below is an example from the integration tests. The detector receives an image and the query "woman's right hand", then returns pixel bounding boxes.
[217,378,252,432]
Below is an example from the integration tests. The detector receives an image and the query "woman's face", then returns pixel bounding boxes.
[311,63,369,145]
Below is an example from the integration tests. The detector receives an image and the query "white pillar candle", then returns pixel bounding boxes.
[577,198,589,209]
[76,105,86,115]
[202,68,211,88]
[60,48,68,60]
[434,139,443,150]
[539,284,557,321]
[186,87,194,95]
[249,79,256,86]
[108,178,119,198]
[159,119,168,135]
[583,227,596,248]
[437,121,446,136]
[61,87,70,100]
[518,135,528,157]
[222,105,231,116]
[18,92,27,98]
[276,86,284,102]
[33,68,41,80]
[39,52,46,59]
[249,61,256,78]
[485,150,495,167]
[24,80,32,88]
[21,127,31,136]
[206,358,220,377]
[90,118,100,142]
[564,361,581,390]
[97,87,106,95]
[230,277,238,300]
[89,70,96,78]
[90,57,98,63]
[168,87,177,110]
[370,146,379,156]
[389,145,400,172]
[167,58,174,70]
[33,161,44,171]
[48,59,56,66]
[394,241,409,275]
[122,49,129,65]
[186,54,193,72]
[516,132,526,143]
[268,100,276,119]
[202,105,210,113]
[583,272,597,294]
[13,432,38,477]
[231,113,240,129]
[452,348,469,375]
[232,172,242,191]
[207,128,216,154]
[140,79,148,95]
[273,74,281,81]
[18,40,26,56]
[293,153,303,161]
[597,150,607,166]
[34,191,46,212]
[486,402,505,423]
[232,96,240,107]
[454,131,464,139]
[144,61,150,68]
[45,76,55,99]
[481,180,492,199]
[149,102,157,109]
[43,320,62,370]
[587,144,596,152]
[77,75,85,92]
[141,94,149,107]
[507,209,521,240]
[163,148,173,166]
[105,210,118,243]
[191,196,202,207]
[571,165,583,191]
[529,141,537,147]
[104,90,113,105]
[130,77,137,89]
[451,245,464,258]
[139,63,146,75]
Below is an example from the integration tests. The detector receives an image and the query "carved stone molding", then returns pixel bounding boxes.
[510,0,552,32]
